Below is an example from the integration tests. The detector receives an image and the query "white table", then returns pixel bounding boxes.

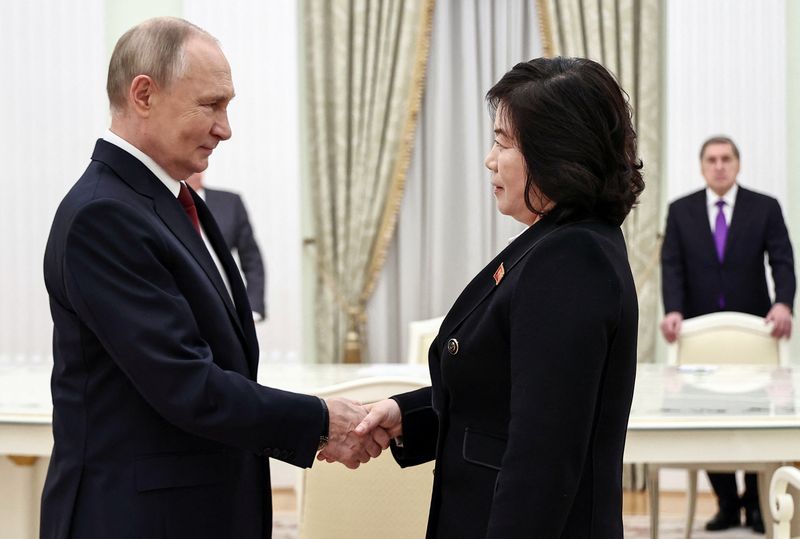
[2,362,799,538]
[627,364,800,539]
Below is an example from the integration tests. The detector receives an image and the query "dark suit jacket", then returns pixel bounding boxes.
[41,140,322,539]
[391,216,639,538]
[203,188,266,318]
[661,186,796,318]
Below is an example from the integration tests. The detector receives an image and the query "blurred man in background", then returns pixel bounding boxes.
[660,135,795,533]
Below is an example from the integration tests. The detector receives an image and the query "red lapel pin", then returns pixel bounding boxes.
[493,262,505,285]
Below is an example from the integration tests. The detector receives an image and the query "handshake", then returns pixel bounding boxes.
[317,397,403,469]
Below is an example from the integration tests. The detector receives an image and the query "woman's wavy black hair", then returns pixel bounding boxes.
[486,57,644,226]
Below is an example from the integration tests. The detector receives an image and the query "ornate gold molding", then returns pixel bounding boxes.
[8,455,38,466]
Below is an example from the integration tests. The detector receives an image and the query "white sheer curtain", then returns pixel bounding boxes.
[0,0,107,365]
[367,0,543,363]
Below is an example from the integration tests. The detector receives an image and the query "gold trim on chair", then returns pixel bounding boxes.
[8,455,38,466]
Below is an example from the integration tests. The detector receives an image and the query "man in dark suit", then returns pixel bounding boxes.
[41,17,378,539]
[660,135,796,533]
[186,172,267,320]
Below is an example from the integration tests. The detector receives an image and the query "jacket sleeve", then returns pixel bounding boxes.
[389,386,438,467]
[661,204,685,314]
[232,195,267,318]
[485,230,624,537]
[764,198,796,310]
[63,199,322,467]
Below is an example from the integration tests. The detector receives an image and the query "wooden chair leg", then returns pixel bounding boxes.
[684,470,697,539]
[647,466,660,539]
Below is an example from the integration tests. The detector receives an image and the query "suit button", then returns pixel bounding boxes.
[447,338,459,355]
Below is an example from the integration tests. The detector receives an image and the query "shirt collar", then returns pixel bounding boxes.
[507,224,531,245]
[102,129,182,198]
[705,182,738,209]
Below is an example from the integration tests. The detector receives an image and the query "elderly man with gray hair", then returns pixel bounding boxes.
[41,17,383,539]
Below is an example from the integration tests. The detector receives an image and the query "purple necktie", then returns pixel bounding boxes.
[714,199,727,262]
[714,199,727,308]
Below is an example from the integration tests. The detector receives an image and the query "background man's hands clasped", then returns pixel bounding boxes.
[318,398,403,468]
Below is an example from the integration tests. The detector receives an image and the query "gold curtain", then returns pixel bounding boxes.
[304,0,435,363]
[537,0,663,490]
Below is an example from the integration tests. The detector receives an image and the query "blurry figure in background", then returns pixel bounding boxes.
[660,135,796,533]
[187,172,267,321]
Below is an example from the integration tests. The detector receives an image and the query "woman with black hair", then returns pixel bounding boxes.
[338,57,644,538]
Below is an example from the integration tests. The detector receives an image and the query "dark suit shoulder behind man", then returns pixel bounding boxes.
[203,187,267,318]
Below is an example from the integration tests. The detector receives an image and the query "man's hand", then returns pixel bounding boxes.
[766,303,793,339]
[660,311,683,343]
[317,397,382,469]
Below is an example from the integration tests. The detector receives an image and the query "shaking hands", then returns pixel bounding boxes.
[317,398,403,469]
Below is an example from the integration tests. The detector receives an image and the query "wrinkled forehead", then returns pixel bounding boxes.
[702,142,737,161]
[183,36,231,75]
[180,37,235,92]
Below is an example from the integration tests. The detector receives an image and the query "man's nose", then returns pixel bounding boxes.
[212,112,232,141]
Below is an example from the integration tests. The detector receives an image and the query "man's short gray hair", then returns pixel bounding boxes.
[699,135,740,161]
[107,17,214,115]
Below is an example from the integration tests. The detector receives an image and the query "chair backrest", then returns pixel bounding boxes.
[297,377,434,539]
[769,466,800,539]
[406,316,445,364]
[667,311,789,366]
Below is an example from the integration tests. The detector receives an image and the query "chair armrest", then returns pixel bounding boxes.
[770,466,800,538]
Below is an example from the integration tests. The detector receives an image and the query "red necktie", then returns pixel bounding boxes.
[178,183,201,236]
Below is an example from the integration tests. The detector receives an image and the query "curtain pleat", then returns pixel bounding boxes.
[304,0,435,363]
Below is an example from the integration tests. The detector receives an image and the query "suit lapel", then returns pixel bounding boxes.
[438,216,560,339]
[689,190,719,264]
[194,193,259,377]
[725,186,751,262]
[152,192,246,333]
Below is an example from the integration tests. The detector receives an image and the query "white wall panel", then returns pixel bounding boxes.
[183,0,304,363]
[0,0,107,364]
[665,0,787,209]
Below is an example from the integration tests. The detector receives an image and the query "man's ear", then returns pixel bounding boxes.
[129,75,157,118]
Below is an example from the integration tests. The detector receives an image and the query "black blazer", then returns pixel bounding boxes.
[204,188,267,318]
[661,186,796,318]
[391,216,639,538]
[41,140,323,539]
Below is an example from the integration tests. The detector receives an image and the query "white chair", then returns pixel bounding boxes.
[648,312,788,539]
[297,377,434,539]
[770,466,800,539]
[406,316,445,364]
